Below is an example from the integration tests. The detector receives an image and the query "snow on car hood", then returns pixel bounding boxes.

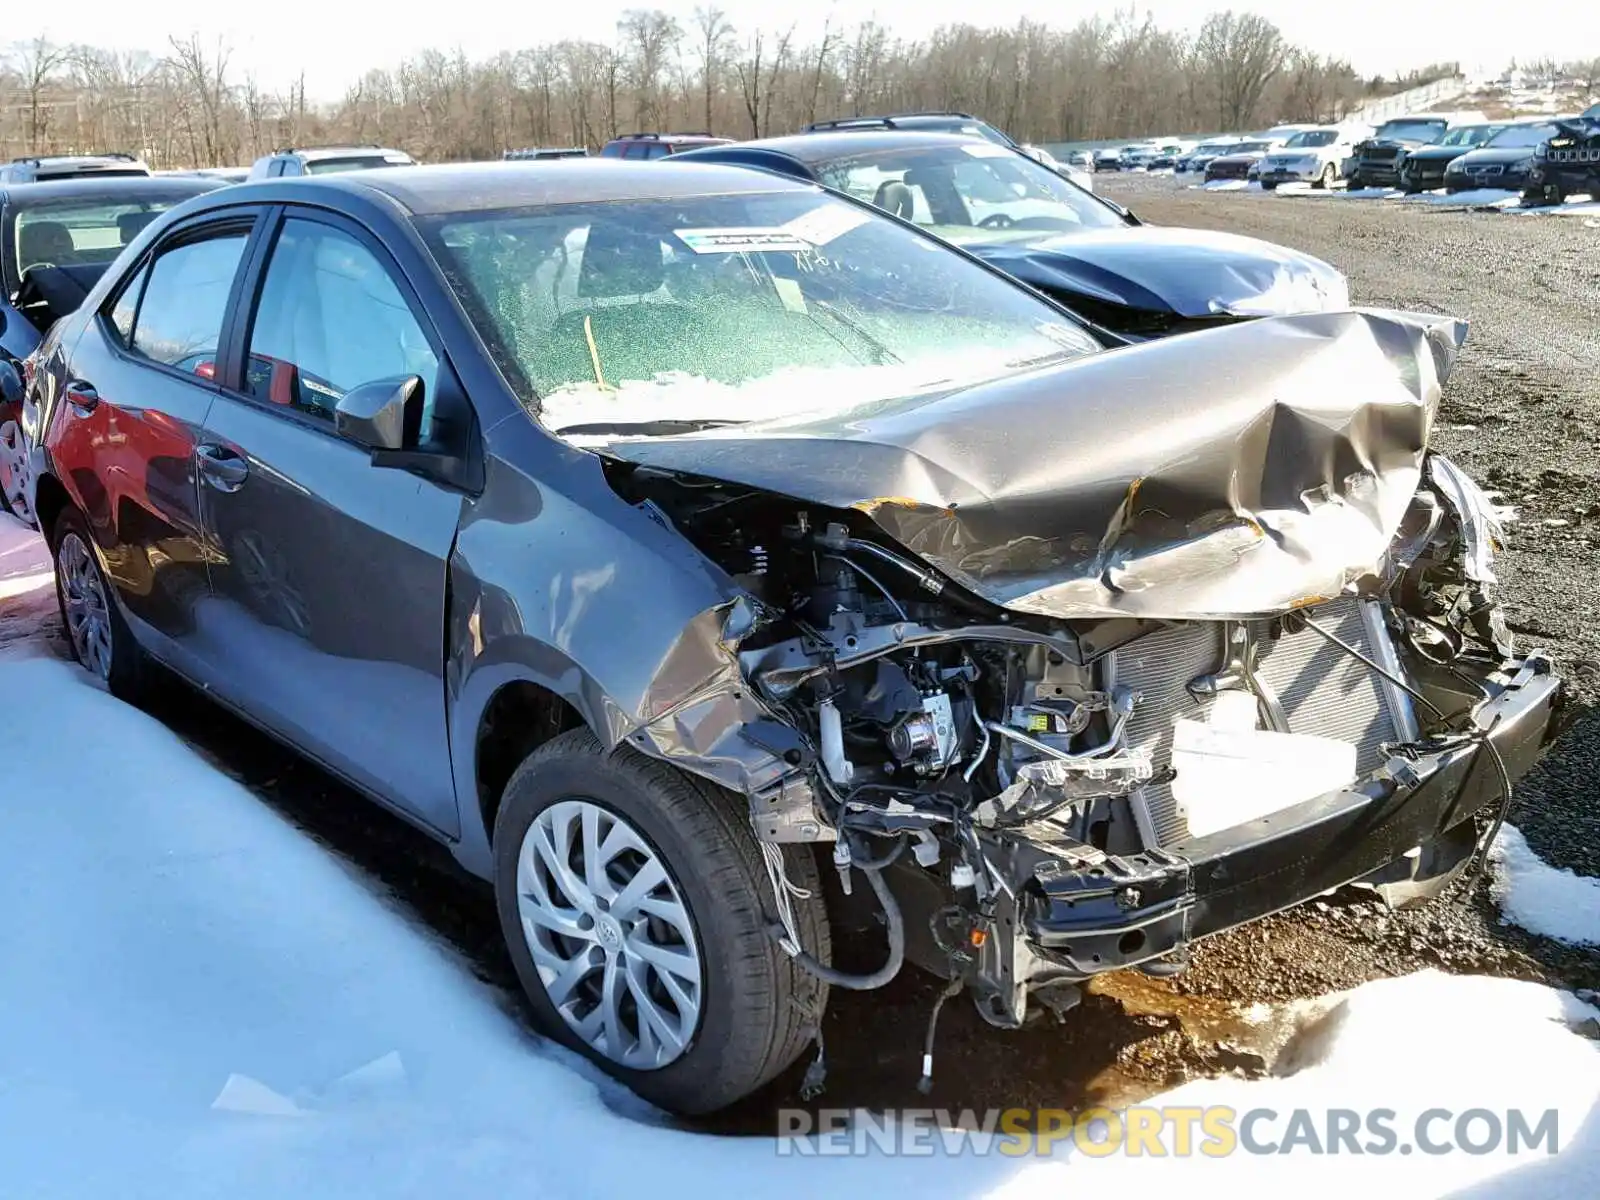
[583,309,1468,622]
[963,225,1350,318]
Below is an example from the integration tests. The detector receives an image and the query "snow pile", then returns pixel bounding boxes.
[0,515,56,651]
[1401,189,1523,208]
[1,648,1598,1197]
[1492,824,1600,946]
[1338,186,1405,200]
[0,511,49,595]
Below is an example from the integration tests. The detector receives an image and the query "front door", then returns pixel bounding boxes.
[192,212,463,835]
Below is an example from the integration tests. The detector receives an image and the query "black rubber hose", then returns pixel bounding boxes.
[790,864,905,991]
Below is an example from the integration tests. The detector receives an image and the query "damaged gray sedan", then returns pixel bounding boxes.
[29,162,1564,1117]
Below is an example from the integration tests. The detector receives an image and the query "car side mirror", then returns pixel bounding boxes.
[0,359,22,407]
[334,374,424,452]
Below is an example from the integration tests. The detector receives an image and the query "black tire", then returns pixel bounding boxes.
[1316,163,1338,190]
[1261,181,1278,191]
[493,728,831,1115]
[1347,172,1366,190]
[51,506,152,702]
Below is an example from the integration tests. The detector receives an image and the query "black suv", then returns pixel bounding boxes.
[805,111,1019,148]
[0,153,151,184]
[596,132,732,159]
[1347,117,1452,189]
[1526,103,1600,205]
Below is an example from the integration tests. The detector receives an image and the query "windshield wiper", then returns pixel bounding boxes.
[551,418,745,437]
[810,299,903,366]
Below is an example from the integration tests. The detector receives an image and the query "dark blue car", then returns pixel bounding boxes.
[669,131,1349,339]
[1,175,223,520]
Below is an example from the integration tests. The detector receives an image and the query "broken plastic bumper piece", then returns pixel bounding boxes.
[1007,653,1563,975]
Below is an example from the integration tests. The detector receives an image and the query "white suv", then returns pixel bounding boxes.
[1257,126,1372,189]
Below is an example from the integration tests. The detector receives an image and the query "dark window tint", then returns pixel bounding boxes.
[107,262,149,345]
[245,218,439,436]
[130,234,248,373]
[598,142,626,157]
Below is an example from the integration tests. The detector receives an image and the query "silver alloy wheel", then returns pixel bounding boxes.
[516,799,704,1070]
[58,532,113,680]
[0,419,33,524]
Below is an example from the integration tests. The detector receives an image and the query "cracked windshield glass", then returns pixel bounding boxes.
[423,189,1101,438]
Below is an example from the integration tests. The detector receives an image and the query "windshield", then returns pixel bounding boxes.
[1440,125,1499,147]
[814,142,1124,247]
[420,190,1101,435]
[1376,121,1449,142]
[10,194,194,286]
[1284,131,1338,148]
[1487,124,1557,148]
[305,155,410,175]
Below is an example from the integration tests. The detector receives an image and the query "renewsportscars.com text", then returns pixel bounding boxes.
[775,1106,1560,1158]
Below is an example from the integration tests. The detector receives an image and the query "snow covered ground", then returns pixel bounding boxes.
[1,523,1598,1197]
[1493,824,1600,946]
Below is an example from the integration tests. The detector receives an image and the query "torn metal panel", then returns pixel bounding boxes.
[592,309,1469,621]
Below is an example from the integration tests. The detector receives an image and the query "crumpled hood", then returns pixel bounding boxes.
[592,309,1468,622]
[965,225,1348,318]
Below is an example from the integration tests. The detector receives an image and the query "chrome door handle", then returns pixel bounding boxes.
[65,380,98,416]
[195,443,248,492]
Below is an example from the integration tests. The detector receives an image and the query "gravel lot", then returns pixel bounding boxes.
[31,182,1600,1132]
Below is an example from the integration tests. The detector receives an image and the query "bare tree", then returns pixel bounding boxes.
[1194,10,1288,129]
[734,24,794,138]
[692,7,734,133]
[618,9,682,132]
[166,34,233,165]
[14,36,70,150]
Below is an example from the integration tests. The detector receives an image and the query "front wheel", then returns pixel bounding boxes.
[1316,163,1338,190]
[51,506,151,700]
[493,728,831,1115]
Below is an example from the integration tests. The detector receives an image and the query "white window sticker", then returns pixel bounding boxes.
[673,227,811,254]
[782,204,871,246]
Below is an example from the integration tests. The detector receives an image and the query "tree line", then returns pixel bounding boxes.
[0,13,1572,170]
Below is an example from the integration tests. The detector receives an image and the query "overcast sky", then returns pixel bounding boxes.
[11,0,1592,103]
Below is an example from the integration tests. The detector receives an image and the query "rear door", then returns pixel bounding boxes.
[44,211,260,666]
[190,207,464,835]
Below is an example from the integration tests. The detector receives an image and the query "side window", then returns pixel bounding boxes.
[106,262,150,346]
[245,218,440,439]
[129,233,249,374]
[267,159,286,178]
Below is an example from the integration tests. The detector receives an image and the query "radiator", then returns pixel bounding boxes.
[1106,597,1411,846]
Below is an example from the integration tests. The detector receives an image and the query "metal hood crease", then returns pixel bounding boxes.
[588,309,1468,622]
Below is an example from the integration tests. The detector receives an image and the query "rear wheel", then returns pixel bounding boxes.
[0,416,33,525]
[51,506,151,701]
[493,728,831,1115]
[1317,163,1338,190]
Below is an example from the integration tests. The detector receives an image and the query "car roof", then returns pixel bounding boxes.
[677,129,1010,165]
[278,146,409,161]
[0,175,225,204]
[207,160,815,216]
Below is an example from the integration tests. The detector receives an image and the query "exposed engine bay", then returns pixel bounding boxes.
[609,448,1544,1042]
